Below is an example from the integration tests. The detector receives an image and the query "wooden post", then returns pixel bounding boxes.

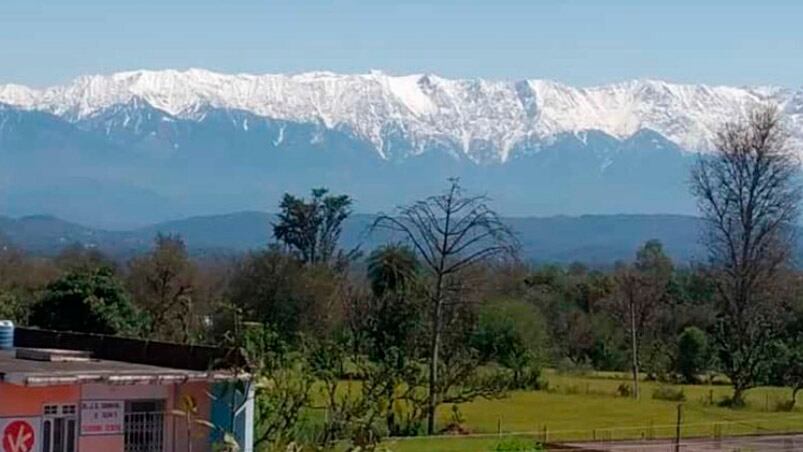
[497,416,501,436]
[674,404,683,452]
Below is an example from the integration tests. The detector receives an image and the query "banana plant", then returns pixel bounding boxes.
[170,394,241,452]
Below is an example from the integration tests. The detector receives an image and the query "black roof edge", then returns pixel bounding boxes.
[13,327,246,371]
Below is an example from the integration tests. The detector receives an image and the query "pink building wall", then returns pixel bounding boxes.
[0,381,221,452]
[0,383,80,417]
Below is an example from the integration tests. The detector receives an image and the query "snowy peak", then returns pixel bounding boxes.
[0,84,40,110]
[0,69,800,162]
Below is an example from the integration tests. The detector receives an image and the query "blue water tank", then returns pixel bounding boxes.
[0,320,14,349]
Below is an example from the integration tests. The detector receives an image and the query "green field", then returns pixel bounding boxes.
[382,370,803,452]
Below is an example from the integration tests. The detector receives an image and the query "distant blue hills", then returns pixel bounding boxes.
[0,212,710,265]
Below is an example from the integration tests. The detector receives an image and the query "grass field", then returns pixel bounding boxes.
[382,370,803,451]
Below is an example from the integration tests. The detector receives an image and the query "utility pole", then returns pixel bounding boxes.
[629,296,640,400]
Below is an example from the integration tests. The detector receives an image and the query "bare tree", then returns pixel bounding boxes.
[127,234,196,342]
[371,179,518,434]
[608,240,673,399]
[690,105,801,405]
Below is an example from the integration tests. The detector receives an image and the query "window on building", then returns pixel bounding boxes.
[124,400,165,452]
[42,404,77,452]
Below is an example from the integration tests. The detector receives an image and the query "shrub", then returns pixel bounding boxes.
[472,300,548,390]
[718,395,747,408]
[616,383,632,398]
[472,300,547,358]
[774,399,796,412]
[439,405,471,436]
[652,386,686,402]
[505,367,543,391]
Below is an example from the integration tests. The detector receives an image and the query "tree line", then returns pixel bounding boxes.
[0,105,801,449]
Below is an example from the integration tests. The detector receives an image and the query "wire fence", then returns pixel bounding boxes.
[388,417,803,448]
[574,436,803,451]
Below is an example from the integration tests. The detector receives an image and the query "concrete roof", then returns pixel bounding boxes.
[0,348,243,387]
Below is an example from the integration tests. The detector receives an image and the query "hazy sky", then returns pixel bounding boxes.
[3,0,802,88]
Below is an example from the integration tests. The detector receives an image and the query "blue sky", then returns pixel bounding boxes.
[3,0,802,87]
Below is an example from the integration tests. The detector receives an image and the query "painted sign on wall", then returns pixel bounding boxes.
[0,417,40,452]
[80,401,124,436]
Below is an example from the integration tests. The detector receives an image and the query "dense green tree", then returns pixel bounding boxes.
[30,267,147,335]
[227,247,344,339]
[471,299,547,388]
[768,339,803,409]
[273,188,353,265]
[676,326,709,383]
[524,264,616,367]
[586,314,629,372]
[768,289,803,409]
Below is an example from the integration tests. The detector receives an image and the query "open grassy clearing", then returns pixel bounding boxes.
[383,370,803,451]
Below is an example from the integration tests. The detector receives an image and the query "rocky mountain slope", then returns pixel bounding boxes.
[3,69,801,162]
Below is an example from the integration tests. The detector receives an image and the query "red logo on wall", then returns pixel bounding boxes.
[2,421,35,452]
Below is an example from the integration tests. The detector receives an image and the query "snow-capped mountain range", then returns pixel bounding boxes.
[1,68,802,229]
[2,68,801,163]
